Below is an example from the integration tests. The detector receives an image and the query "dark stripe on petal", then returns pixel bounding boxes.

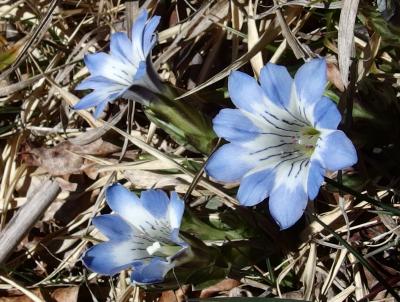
[261,113,299,133]
[302,106,308,121]
[112,72,131,85]
[264,111,279,120]
[273,153,304,170]
[260,150,297,161]
[120,69,130,76]
[260,132,294,138]
[262,105,305,128]
[145,221,156,230]
[251,142,294,155]
[129,256,153,261]
[283,107,308,125]
[281,119,304,127]
[288,157,309,177]
[296,158,310,177]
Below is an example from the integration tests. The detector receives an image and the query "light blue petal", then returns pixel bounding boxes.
[75,76,115,90]
[73,91,103,110]
[131,258,172,284]
[228,71,265,114]
[105,183,141,215]
[142,15,161,56]
[134,60,146,81]
[110,32,135,66]
[84,52,112,76]
[237,169,275,206]
[131,10,148,43]
[105,184,169,234]
[82,241,143,276]
[312,96,342,129]
[131,10,148,61]
[269,184,308,230]
[259,63,292,108]
[83,52,134,87]
[92,214,133,240]
[213,109,261,142]
[316,130,358,171]
[307,160,325,200]
[140,189,169,218]
[168,192,184,231]
[93,99,110,118]
[294,58,327,106]
[205,143,256,182]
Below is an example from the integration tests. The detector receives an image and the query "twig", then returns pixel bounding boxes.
[0,276,44,302]
[313,215,400,301]
[0,180,60,264]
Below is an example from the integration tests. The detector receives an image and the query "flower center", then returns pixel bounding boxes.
[294,127,320,156]
[146,241,181,258]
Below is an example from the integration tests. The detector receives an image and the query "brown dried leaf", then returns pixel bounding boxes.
[327,57,345,92]
[20,139,119,177]
[199,279,241,298]
[159,285,190,302]
[51,287,79,302]
[0,287,79,302]
[124,170,184,190]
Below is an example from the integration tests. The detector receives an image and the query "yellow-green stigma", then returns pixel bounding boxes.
[296,127,320,156]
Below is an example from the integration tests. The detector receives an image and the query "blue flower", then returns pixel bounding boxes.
[205,59,357,230]
[82,183,191,284]
[74,10,160,118]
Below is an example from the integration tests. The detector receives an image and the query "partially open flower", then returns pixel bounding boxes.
[82,184,191,284]
[74,10,160,117]
[206,59,358,230]
[72,9,216,154]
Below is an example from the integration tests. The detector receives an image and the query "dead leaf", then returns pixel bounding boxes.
[199,279,241,298]
[338,0,360,87]
[247,1,264,77]
[159,285,190,302]
[326,56,345,92]
[52,287,79,302]
[281,290,305,300]
[20,139,119,177]
[124,170,184,190]
[0,286,79,302]
[159,291,179,302]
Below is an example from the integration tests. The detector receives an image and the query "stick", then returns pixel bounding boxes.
[0,180,60,264]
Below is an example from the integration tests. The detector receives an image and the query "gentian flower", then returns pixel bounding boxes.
[72,9,216,154]
[82,183,191,284]
[205,59,357,229]
[74,10,161,118]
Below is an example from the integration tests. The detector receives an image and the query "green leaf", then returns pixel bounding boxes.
[359,6,400,47]
[0,36,27,71]
[146,86,217,154]
[181,209,245,241]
